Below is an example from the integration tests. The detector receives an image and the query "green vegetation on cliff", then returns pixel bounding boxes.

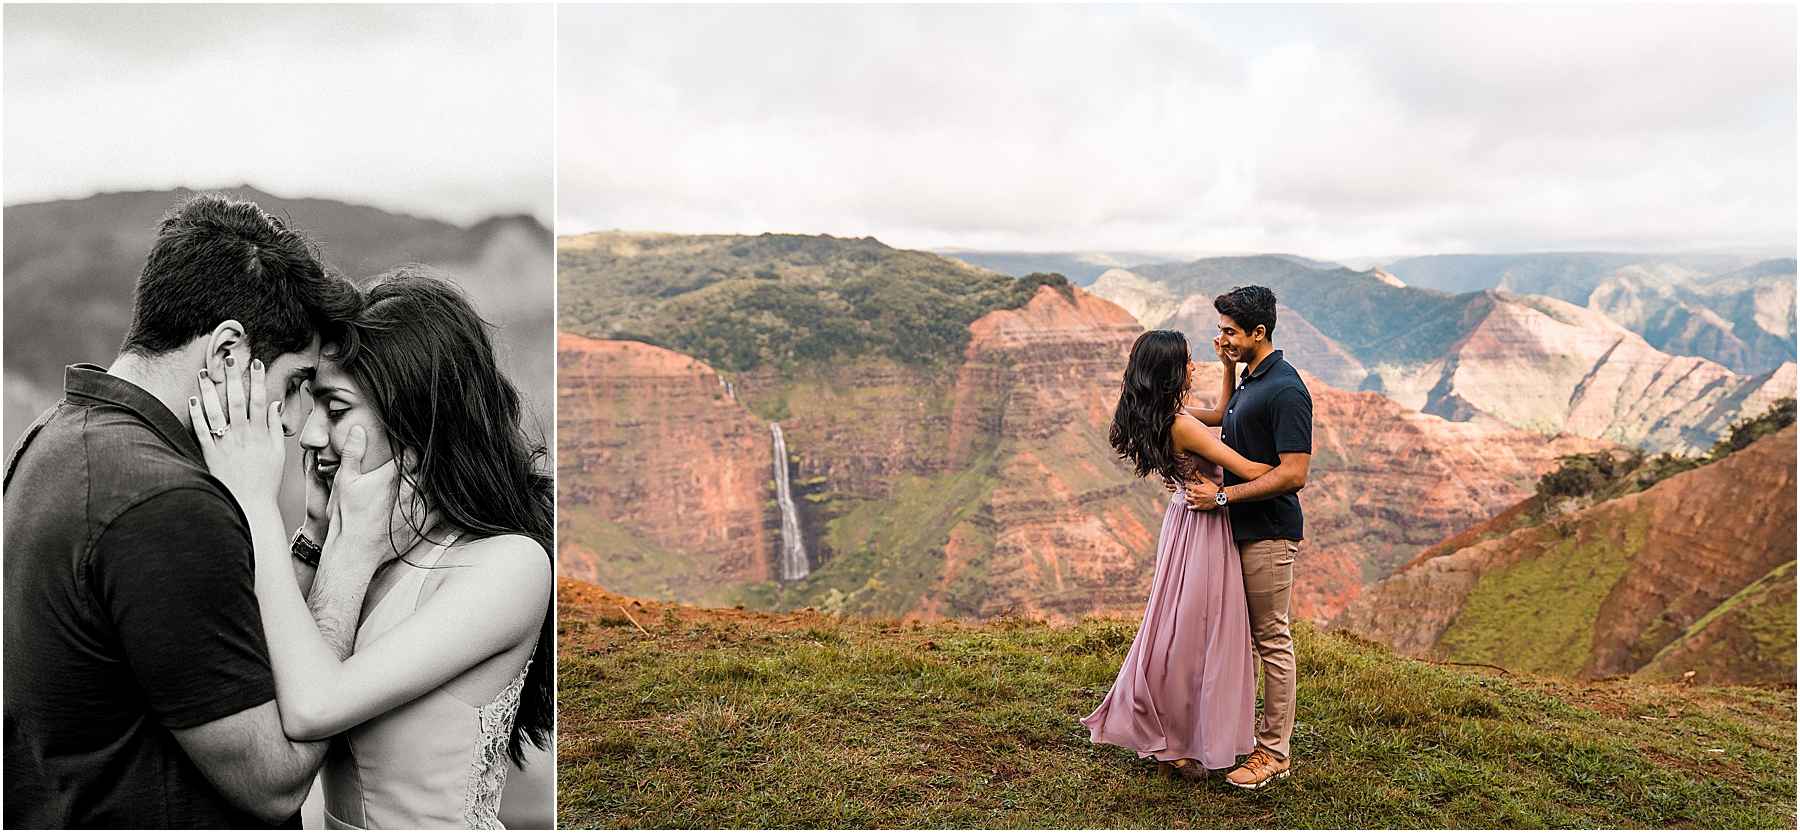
[559,232,1070,372]
[558,584,1796,828]
[1437,509,1652,677]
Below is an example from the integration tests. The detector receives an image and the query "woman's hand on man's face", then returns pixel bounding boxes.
[324,426,435,573]
[190,354,287,508]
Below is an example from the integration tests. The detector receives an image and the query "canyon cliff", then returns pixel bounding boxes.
[557,333,774,604]
[1331,424,1797,683]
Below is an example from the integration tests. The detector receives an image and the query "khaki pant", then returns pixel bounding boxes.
[1238,538,1297,759]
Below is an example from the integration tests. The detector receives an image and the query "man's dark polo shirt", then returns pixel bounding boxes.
[1220,349,1313,542]
[4,364,281,829]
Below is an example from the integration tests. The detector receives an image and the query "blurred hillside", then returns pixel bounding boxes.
[4,186,554,452]
[5,187,553,530]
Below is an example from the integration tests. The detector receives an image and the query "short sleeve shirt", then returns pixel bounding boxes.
[1219,350,1313,542]
[4,365,282,829]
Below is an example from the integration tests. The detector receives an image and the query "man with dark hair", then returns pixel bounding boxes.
[5,193,363,827]
[1185,284,1311,789]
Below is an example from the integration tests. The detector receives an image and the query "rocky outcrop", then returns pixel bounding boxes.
[556,334,773,600]
[1333,424,1797,682]
[950,285,1165,622]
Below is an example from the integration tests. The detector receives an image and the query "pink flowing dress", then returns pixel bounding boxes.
[1081,451,1256,770]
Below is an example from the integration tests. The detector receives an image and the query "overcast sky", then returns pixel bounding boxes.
[6,4,553,227]
[559,4,1795,260]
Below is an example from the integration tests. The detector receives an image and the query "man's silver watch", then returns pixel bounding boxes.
[1214,489,1229,507]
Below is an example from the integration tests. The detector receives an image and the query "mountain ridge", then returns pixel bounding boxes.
[1331,423,1796,684]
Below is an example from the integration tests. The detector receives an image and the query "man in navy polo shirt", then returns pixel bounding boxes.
[1186,284,1311,790]
[5,194,364,827]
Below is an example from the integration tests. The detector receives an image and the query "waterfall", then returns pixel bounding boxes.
[770,423,809,581]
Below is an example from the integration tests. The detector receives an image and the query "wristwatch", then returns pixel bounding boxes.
[291,528,323,568]
[1214,489,1229,507]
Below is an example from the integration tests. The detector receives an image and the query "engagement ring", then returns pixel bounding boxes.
[210,426,227,437]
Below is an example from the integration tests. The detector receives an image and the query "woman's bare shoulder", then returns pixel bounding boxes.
[439,533,552,581]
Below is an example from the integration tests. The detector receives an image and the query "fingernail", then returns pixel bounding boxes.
[251,358,263,371]
[225,356,235,368]
[199,369,209,381]
[189,397,199,407]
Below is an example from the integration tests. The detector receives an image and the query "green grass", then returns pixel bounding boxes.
[557,587,1796,829]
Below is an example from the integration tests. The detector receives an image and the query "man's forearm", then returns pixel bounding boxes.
[1222,465,1304,503]
[308,554,377,661]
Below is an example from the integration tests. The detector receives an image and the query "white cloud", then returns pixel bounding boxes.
[5,4,554,227]
[558,4,1794,259]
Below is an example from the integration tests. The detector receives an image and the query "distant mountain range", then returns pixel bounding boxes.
[933,250,1191,286]
[1084,256,1792,454]
[945,248,1796,377]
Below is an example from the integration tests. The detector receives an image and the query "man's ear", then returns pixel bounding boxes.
[1252,324,1268,343]
[204,320,248,378]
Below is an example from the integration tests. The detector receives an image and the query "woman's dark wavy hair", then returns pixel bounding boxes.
[1109,330,1191,483]
[329,265,553,768]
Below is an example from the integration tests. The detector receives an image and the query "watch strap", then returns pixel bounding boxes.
[291,528,322,568]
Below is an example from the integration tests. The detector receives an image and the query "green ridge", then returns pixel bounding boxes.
[559,232,1070,373]
[1437,509,1652,676]
[1642,561,1798,677]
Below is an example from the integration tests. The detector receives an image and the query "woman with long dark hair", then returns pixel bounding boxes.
[1082,329,1271,779]
[192,267,552,829]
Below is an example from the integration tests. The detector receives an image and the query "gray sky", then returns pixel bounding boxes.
[6,4,553,227]
[558,4,1795,260]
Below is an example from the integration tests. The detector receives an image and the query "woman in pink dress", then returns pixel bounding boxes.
[1083,329,1273,778]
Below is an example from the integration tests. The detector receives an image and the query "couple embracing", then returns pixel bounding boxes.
[5,194,553,829]
[1083,285,1310,790]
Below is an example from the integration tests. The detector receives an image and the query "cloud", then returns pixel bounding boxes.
[5,4,553,227]
[558,4,1794,258]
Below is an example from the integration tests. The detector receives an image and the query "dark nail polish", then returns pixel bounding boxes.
[225,356,235,368]
[199,369,209,380]
[251,358,263,371]
[189,397,199,407]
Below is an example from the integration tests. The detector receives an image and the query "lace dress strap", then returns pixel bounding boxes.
[462,649,534,829]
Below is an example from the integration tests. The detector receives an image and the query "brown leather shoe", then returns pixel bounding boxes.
[1225,748,1289,789]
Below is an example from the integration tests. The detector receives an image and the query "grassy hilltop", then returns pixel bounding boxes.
[557,579,1796,829]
